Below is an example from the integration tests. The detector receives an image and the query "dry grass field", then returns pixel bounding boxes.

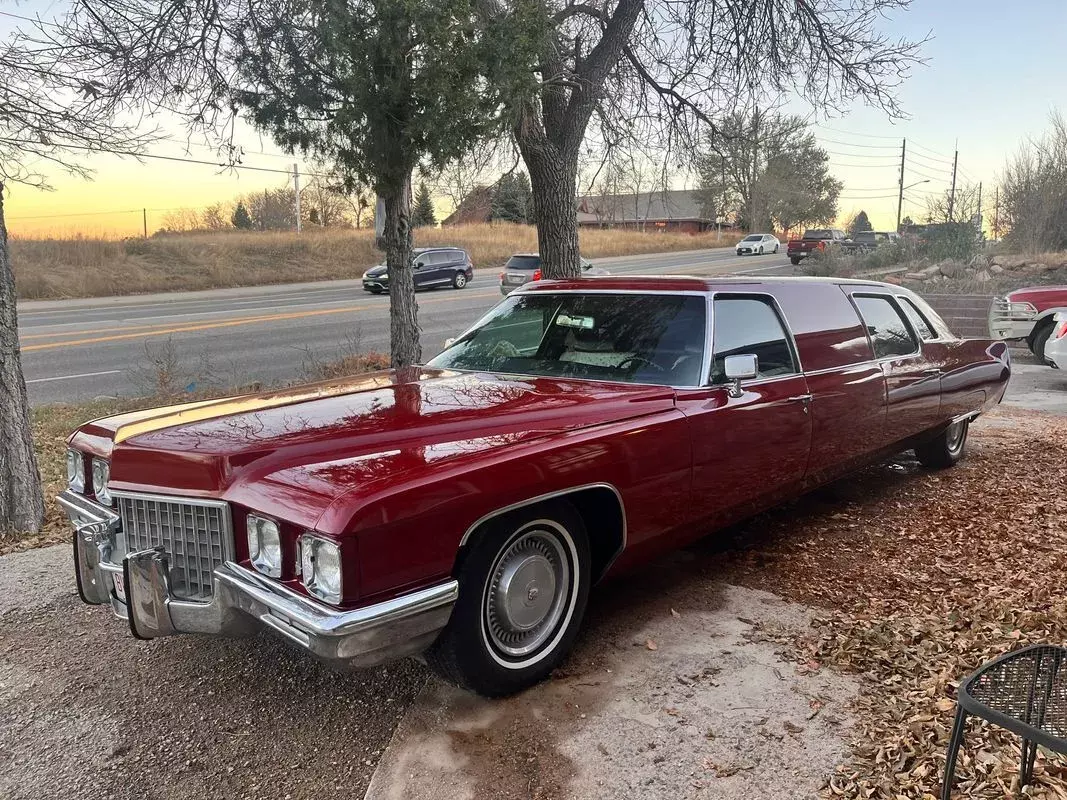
[10,224,744,300]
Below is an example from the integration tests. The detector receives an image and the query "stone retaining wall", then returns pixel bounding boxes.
[921,293,994,339]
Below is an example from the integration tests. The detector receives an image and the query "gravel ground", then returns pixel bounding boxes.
[367,582,858,800]
[0,545,426,800]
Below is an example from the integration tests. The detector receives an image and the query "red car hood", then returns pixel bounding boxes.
[74,368,675,529]
[1007,286,1067,312]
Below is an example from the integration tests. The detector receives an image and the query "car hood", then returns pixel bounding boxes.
[364,264,388,278]
[73,369,676,530]
[1007,286,1067,312]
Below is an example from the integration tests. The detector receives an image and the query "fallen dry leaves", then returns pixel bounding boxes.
[713,409,1067,799]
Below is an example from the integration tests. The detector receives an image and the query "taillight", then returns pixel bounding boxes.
[1055,320,1067,340]
[499,272,505,281]
[532,269,542,281]
[817,241,826,250]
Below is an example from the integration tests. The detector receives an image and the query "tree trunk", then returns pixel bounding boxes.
[0,183,45,534]
[382,173,421,368]
[520,136,581,280]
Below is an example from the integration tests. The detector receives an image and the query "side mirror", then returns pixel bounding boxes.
[582,261,593,272]
[724,354,758,398]
[413,260,424,270]
[443,337,457,348]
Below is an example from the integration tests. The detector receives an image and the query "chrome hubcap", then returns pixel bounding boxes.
[456,274,466,287]
[946,421,966,453]
[485,529,569,658]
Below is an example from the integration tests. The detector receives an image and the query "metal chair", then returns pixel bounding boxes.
[943,644,1067,799]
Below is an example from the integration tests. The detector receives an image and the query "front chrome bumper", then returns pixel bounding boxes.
[58,489,458,668]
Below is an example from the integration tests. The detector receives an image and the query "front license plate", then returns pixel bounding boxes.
[113,573,126,601]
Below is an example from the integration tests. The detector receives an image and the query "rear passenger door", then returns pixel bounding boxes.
[850,292,942,441]
[675,294,812,529]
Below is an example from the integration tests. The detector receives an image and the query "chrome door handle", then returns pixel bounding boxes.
[787,394,813,403]
[923,368,942,376]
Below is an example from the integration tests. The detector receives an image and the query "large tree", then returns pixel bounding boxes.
[40,0,514,367]
[497,0,922,277]
[0,11,148,534]
[695,111,840,232]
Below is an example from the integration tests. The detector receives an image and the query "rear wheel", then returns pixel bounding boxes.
[452,271,468,289]
[790,256,802,266]
[1030,321,1053,362]
[425,502,590,696]
[915,419,969,469]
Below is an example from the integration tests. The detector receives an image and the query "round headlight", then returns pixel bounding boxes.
[301,535,342,604]
[246,515,282,578]
[66,449,86,493]
[91,458,112,505]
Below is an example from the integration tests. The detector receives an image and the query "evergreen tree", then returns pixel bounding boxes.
[412,182,436,227]
[849,210,873,236]
[231,201,254,229]
[491,172,534,223]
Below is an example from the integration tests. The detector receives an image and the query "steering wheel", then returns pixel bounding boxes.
[488,340,520,358]
[617,355,664,373]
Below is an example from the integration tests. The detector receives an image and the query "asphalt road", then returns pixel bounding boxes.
[19,247,791,405]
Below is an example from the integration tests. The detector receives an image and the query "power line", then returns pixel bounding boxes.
[813,124,901,141]
[815,137,900,152]
[6,140,330,179]
[907,150,954,169]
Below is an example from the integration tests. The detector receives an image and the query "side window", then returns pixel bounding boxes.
[710,296,798,384]
[854,295,918,358]
[898,297,936,341]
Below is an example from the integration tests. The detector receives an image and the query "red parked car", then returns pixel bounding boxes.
[60,276,1010,695]
[989,285,1067,361]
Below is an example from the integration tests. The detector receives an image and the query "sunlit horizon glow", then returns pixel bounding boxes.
[3,0,1064,237]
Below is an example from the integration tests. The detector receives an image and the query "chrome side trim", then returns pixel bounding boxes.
[952,410,981,425]
[458,483,628,573]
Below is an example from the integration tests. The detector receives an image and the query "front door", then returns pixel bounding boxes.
[675,294,812,530]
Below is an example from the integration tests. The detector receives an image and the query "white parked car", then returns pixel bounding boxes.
[735,234,780,256]
[1043,311,1067,369]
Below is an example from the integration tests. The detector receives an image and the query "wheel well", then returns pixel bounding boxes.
[455,486,626,584]
[1029,317,1055,345]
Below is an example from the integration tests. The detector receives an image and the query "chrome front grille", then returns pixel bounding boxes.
[116,492,233,602]
[988,296,1013,338]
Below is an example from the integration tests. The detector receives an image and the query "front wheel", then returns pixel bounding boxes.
[452,271,468,289]
[758,245,764,254]
[915,419,969,469]
[774,244,780,253]
[425,502,590,696]
[1030,321,1053,362]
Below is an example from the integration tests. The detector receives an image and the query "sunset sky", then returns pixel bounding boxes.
[2,0,1065,237]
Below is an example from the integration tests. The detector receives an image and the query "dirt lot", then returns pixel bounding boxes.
[2,372,1065,799]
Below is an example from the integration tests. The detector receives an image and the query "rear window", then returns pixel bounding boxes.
[804,229,832,239]
[854,232,877,242]
[504,255,541,270]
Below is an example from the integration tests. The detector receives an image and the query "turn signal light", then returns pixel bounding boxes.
[1055,320,1067,340]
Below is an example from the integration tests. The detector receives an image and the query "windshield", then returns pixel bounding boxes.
[742,235,762,242]
[504,255,541,270]
[428,292,707,387]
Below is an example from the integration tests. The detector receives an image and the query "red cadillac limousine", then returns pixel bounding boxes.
[60,276,1010,695]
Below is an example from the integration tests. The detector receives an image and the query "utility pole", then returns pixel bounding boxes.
[719,154,726,241]
[142,208,148,239]
[947,146,959,223]
[993,186,1000,241]
[976,182,983,237]
[293,163,302,233]
[896,138,906,232]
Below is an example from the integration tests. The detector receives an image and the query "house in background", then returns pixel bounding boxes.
[577,189,718,234]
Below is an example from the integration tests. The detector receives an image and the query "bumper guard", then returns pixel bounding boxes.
[59,489,458,668]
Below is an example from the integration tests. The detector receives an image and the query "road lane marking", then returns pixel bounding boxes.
[21,290,503,352]
[20,259,788,352]
[26,369,124,384]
